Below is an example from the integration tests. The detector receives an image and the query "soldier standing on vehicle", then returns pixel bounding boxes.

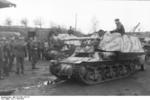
[13,37,26,74]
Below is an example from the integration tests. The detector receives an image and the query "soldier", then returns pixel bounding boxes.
[0,39,4,79]
[3,38,10,76]
[8,38,15,72]
[110,18,125,35]
[68,26,74,35]
[38,41,44,60]
[30,39,39,69]
[26,38,32,61]
[13,37,26,74]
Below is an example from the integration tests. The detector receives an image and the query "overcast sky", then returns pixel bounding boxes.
[0,0,150,33]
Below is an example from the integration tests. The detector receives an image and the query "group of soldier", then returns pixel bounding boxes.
[0,35,48,80]
[0,36,24,79]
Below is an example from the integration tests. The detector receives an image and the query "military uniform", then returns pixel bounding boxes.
[68,27,74,35]
[110,19,125,35]
[0,42,4,79]
[8,40,15,72]
[30,40,39,69]
[26,41,32,61]
[38,42,44,60]
[13,38,26,74]
[3,41,10,76]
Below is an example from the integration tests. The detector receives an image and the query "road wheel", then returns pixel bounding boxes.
[79,66,103,85]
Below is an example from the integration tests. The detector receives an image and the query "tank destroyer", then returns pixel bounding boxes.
[50,32,145,85]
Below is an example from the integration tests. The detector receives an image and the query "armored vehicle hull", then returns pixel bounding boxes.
[50,51,145,85]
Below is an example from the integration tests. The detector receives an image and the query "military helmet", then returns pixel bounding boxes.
[115,18,120,22]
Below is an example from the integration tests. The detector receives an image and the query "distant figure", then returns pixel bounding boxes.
[8,39,15,72]
[0,41,4,79]
[68,26,74,35]
[110,18,125,35]
[26,37,33,61]
[97,29,106,37]
[30,39,39,69]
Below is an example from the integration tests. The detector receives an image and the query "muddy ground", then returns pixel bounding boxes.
[0,60,150,95]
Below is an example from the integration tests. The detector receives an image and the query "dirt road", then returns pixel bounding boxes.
[1,61,150,95]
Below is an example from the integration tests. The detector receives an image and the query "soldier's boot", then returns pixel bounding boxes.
[0,70,4,80]
[21,70,24,74]
[29,55,31,61]
[16,68,20,75]
[32,59,38,69]
[21,63,24,74]
[16,64,20,75]
[10,65,12,72]
[7,67,10,76]
[32,64,39,70]
[32,62,36,69]
[4,66,9,76]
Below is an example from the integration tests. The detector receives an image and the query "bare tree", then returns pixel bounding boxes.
[5,17,12,26]
[91,16,99,32]
[21,18,28,27]
[34,18,44,28]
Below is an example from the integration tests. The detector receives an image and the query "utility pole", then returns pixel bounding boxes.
[132,22,140,32]
[75,13,77,31]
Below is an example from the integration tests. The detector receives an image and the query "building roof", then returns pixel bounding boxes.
[0,31,20,38]
[0,0,16,8]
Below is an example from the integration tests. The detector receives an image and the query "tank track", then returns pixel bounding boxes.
[72,60,143,85]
